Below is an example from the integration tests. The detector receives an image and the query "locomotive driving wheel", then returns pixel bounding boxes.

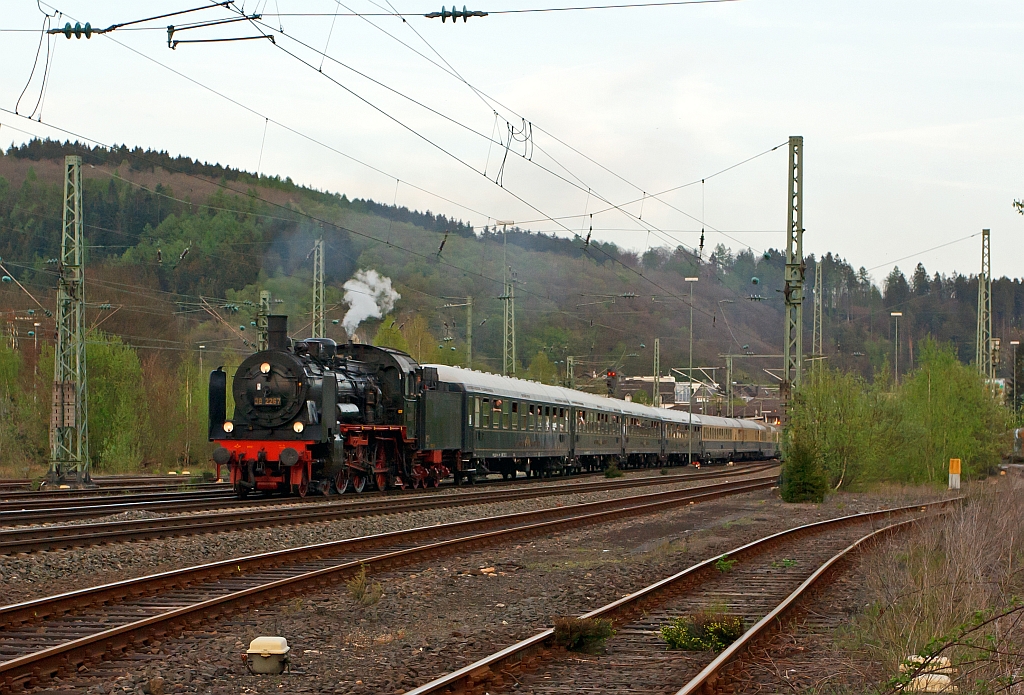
[351,472,367,493]
[297,469,309,498]
[340,445,370,494]
[372,443,390,491]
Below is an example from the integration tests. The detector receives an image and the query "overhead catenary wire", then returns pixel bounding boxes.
[257,0,744,17]
[82,30,493,221]
[23,0,772,260]
[0,114,554,313]
[266,0,778,255]
[1,108,767,350]
[4,6,778,341]
[232,14,777,319]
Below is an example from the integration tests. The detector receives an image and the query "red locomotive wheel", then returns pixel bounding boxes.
[335,469,350,494]
[351,473,366,493]
[371,444,390,491]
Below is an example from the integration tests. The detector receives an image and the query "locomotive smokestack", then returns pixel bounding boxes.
[268,315,289,350]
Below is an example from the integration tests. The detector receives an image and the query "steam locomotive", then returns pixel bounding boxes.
[209,315,779,499]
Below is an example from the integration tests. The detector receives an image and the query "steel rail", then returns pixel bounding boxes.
[0,464,777,553]
[0,487,232,512]
[402,498,959,695]
[0,462,774,523]
[673,514,930,695]
[0,480,227,499]
[0,476,777,690]
[0,475,777,627]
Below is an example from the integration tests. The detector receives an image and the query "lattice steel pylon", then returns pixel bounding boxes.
[781,136,805,419]
[48,155,90,487]
[256,290,271,351]
[811,258,823,371]
[501,280,516,376]
[499,221,516,376]
[653,337,661,407]
[976,229,992,380]
[312,235,325,338]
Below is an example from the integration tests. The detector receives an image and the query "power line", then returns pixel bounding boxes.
[87,30,494,222]
[234,14,777,316]
[273,0,777,255]
[259,0,743,16]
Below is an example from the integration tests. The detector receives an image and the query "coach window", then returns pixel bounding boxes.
[493,399,502,429]
[480,398,489,428]
[502,399,511,429]
[511,401,519,430]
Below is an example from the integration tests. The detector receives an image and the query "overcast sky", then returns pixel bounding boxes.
[1,0,1021,282]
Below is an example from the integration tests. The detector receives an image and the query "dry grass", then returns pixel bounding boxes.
[552,617,615,654]
[346,566,384,607]
[850,477,1024,694]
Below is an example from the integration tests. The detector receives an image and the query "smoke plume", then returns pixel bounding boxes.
[342,269,400,336]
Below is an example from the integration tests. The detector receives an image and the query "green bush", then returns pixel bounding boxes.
[604,461,624,478]
[715,555,737,573]
[553,617,614,653]
[789,339,1005,489]
[661,612,745,651]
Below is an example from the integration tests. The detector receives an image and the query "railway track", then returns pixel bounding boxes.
[0,477,227,499]
[0,474,776,691]
[404,498,958,695]
[0,487,234,515]
[0,464,777,553]
[0,462,774,522]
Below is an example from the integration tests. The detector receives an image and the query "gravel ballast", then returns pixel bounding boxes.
[24,486,949,695]
[0,469,772,604]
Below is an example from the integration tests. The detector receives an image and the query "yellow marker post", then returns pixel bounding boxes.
[949,458,961,490]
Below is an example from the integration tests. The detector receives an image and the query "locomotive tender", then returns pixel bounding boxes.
[209,315,779,498]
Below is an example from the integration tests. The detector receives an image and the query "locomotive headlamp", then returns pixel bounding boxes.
[260,362,271,374]
[292,421,304,433]
[223,421,234,433]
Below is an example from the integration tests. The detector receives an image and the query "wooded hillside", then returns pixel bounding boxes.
[1,139,1021,473]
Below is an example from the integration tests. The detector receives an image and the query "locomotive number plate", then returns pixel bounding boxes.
[254,396,282,406]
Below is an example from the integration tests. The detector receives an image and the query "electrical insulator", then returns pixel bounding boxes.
[426,5,489,22]
[62,22,93,39]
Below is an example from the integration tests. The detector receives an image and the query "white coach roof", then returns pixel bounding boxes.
[427,365,698,424]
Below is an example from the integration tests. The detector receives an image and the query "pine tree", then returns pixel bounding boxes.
[780,432,828,503]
